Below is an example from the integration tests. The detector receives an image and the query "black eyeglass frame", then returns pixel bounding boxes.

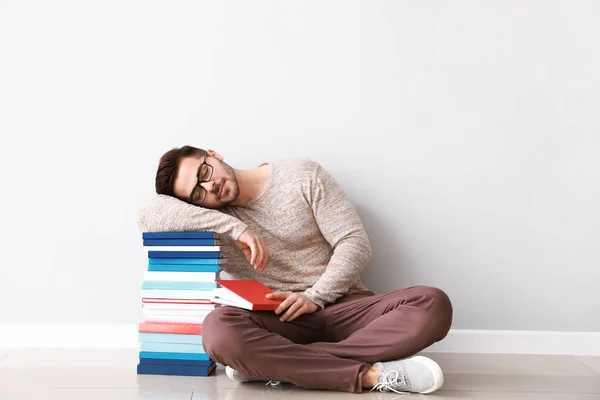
[189,152,214,205]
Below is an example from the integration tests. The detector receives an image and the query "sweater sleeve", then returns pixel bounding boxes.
[136,194,249,240]
[303,164,372,308]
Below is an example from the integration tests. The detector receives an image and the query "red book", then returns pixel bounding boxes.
[138,322,202,335]
[212,279,283,311]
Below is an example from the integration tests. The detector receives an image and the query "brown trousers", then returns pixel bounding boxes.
[202,286,453,393]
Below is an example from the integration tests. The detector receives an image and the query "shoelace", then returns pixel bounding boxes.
[371,370,409,394]
[265,380,282,387]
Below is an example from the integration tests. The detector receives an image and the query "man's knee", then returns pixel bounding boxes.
[202,307,249,362]
[419,286,453,337]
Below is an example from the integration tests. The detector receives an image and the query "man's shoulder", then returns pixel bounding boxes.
[271,158,322,176]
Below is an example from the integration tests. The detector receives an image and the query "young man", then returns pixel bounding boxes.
[137,145,453,394]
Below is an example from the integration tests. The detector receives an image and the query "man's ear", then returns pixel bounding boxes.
[207,149,223,161]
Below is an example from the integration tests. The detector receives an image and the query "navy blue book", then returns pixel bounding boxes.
[137,363,216,377]
[147,264,221,272]
[149,258,224,265]
[148,251,221,259]
[143,239,220,246]
[143,232,218,239]
[139,358,214,367]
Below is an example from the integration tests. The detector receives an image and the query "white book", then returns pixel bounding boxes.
[141,290,213,300]
[142,303,217,311]
[142,308,213,317]
[143,271,219,282]
[144,315,207,323]
[145,246,221,252]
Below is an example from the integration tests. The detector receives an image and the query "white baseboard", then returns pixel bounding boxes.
[1,325,599,356]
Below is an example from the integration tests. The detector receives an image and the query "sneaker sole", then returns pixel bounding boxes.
[411,356,444,394]
[225,366,250,383]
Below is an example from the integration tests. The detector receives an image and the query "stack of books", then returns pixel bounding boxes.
[137,231,226,377]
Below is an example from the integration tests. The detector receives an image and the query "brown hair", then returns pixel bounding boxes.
[155,145,206,196]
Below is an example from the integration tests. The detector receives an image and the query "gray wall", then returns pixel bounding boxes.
[0,1,598,332]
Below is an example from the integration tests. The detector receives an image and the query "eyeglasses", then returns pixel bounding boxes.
[189,152,214,205]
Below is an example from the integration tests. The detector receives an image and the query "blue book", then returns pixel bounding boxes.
[139,333,203,345]
[143,232,218,239]
[147,264,221,273]
[149,258,224,265]
[139,358,213,367]
[137,363,216,377]
[148,251,221,259]
[141,281,218,291]
[139,351,210,361]
[140,342,205,353]
[143,239,220,246]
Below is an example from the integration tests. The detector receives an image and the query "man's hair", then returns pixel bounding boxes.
[155,145,207,196]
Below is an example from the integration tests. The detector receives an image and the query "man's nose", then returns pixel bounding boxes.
[201,180,217,194]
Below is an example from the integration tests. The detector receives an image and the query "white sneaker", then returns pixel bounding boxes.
[225,366,281,387]
[371,355,443,394]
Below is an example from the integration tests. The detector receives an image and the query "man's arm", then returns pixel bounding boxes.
[137,195,268,271]
[136,194,248,239]
[303,163,372,308]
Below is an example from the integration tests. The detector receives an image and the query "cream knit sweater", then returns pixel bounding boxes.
[136,159,372,308]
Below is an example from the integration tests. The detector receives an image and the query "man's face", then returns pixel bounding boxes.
[173,154,240,209]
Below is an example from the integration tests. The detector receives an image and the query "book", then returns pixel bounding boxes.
[210,280,283,311]
[142,308,213,317]
[149,258,226,265]
[142,302,217,311]
[142,299,215,305]
[137,363,216,376]
[140,342,204,354]
[143,232,219,239]
[139,358,213,367]
[141,281,218,291]
[143,271,219,282]
[148,251,221,259]
[139,322,202,335]
[145,246,221,252]
[147,264,222,272]
[139,351,210,361]
[143,239,221,246]
[143,315,207,324]
[140,289,214,300]
[138,332,204,345]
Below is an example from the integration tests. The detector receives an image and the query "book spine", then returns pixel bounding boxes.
[141,281,218,291]
[139,351,210,361]
[149,258,225,265]
[140,289,214,300]
[148,251,221,259]
[147,264,222,272]
[138,332,204,345]
[143,239,220,246]
[142,232,218,239]
[143,271,219,282]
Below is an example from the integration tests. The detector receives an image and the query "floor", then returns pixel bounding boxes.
[0,349,599,399]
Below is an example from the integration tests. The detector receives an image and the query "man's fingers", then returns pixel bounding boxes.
[259,237,268,271]
[286,306,306,322]
[257,236,264,270]
[249,238,258,267]
[280,301,302,322]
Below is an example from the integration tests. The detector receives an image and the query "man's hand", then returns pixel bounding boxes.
[267,291,319,322]
[235,227,268,271]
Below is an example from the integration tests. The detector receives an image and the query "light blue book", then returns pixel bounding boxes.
[138,332,203,345]
[147,264,221,273]
[139,351,210,361]
[149,258,225,265]
[141,281,218,291]
[140,342,205,354]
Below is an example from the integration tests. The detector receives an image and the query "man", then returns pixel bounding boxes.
[137,145,453,394]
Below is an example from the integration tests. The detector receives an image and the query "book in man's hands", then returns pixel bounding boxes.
[210,279,282,311]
